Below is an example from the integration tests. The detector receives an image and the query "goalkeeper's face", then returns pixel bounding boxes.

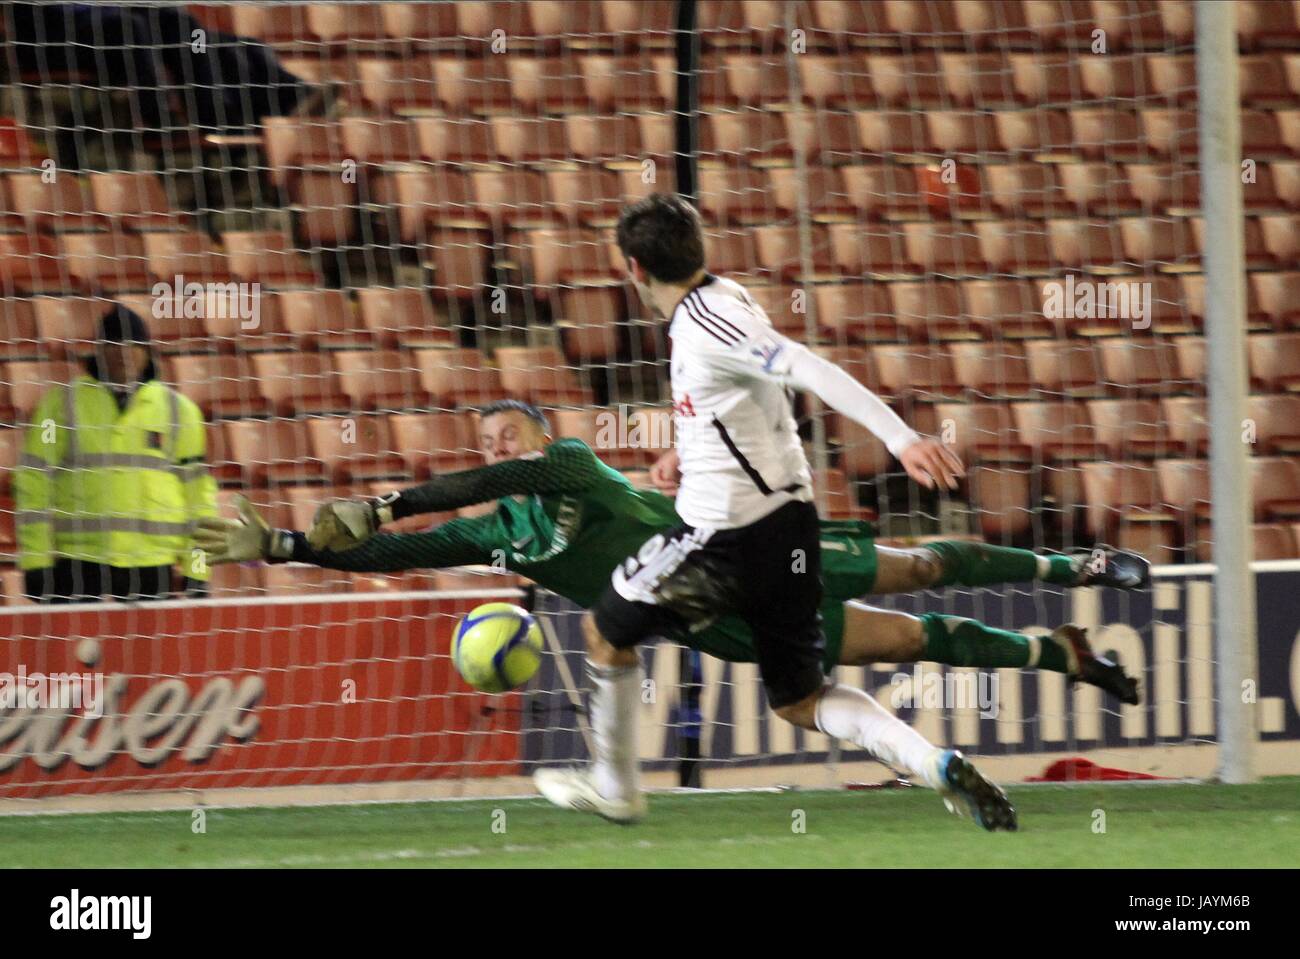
[480,411,548,466]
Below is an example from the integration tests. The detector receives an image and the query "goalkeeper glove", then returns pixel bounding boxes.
[305,492,399,552]
[193,495,294,563]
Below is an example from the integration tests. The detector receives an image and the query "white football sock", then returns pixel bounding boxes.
[814,683,947,789]
[587,658,641,803]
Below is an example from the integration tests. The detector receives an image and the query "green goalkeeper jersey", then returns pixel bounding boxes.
[286,439,874,669]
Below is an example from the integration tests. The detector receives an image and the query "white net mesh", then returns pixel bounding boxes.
[1,1,1297,804]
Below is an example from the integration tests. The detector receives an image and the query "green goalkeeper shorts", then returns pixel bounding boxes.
[685,519,877,673]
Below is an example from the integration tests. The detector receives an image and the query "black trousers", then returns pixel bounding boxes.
[24,560,175,603]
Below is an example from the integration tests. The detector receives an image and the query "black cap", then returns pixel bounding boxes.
[97,304,151,345]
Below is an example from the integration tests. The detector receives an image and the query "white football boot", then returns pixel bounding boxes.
[533,767,647,824]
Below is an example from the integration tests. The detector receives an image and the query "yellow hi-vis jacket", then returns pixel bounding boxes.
[15,375,218,579]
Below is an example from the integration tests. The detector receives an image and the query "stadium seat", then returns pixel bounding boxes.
[737,283,810,338]
[578,55,673,111]
[1047,219,1128,272]
[554,286,624,363]
[495,346,594,407]
[941,53,1017,106]
[334,349,432,411]
[411,347,506,409]
[1011,51,1085,102]
[1161,396,1209,455]
[1252,456,1300,521]
[798,55,874,109]
[142,230,234,286]
[29,297,102,359]
[888,281,973,342]
[5,361,75,420]
[833,418,893,481]
[1125,164,1201,214]
[1024,339,1109,398]
[0,298,38,359]
[222,418,324,487]
[966,466,1033,542]
[761,225,849,282]
[951,0,1036,48]
[505,56,594,114]
[169,354,270,418]
[355,287,450,349]
[933,402,1031,463]
[698,168,788,225]
[276,289,370,350]
[925,112,1003,158]
[948,341,1037,398]
[544,169,624,227]
[813,467,874,521]
[1086,398,1171,459]
[563,114,645,165]
[1248,394,1300,453]
[1070,109,1144,160]
[813,283,901,344]
[0,426,18,493]
[855,111,933,157]
[60,232,151,293]
[975,219,1053,273]
[1010,400,1105,462]
[784,113,862,166]
[1248,333,1300,390]
[837,165,926,220]
[868,53,947,107]
[871,344,962,401]
[994,109,1074,158]
[88,172,186,232]
[1249,524,1298,561]
[902,223,987,277]
[962,279,1059,339]
[985,163,1074,217]
[5,172,104,233]
[305,415,407,484]
[339,116,420,167]
[289,173,361,248]
[388,411,482,479]
[248,352,351,417]
[221,231,319,287]
[1081,461,1178,561]
[261,117,345,189]
[766,168,856,222]
[1258,214,1300,263]
[1092,0,1178,50]
[1057,163,1143,215]
[1097,337,1184,394]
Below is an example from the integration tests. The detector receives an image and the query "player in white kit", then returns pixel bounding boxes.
[535,195,1017,831]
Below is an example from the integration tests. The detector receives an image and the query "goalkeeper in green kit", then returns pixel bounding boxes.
[196,399,1142,705]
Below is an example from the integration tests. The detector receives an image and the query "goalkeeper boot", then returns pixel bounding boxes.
[533,767,647,824]
[931,750,1017,832]
[1071,547,1151,590]
[1051,624,1141,705]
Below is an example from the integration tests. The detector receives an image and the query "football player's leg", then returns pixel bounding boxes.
[870,542,1150,595]
[836,602,1140,705]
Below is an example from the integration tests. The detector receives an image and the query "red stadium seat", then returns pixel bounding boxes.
[222,418,324,487]
[88,172,186,232]
[552,408,650,469]
[305,415,408,484]
[1086,398,1172,459]
[248,352,351,417]
[388,412,482,479]
[221,231,318,287]
[1248,333,1300,391]
[61,232,151,293]
[1024,339,1109,398]
[1081,461,1178,561]
[5,172,104,233]
[933,402,1031,463]
[494,346,594,407]
[813,284,901,344]
[169,354,271,418]
[966,466,1033,542]
[334,349,432,411]
[962,279,1059,339]
[412,347,506,409]
[948,341,1037,398]
[356,287,451,349]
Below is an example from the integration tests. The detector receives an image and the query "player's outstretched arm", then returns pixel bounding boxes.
[308,439,605,551]
[738,333,965,490]
[195,495,493,571]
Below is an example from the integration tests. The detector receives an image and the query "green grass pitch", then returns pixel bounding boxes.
[4,777,1297,868]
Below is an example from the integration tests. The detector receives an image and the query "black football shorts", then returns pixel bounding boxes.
[592,499,826,709]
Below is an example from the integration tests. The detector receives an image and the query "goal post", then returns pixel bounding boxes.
[1196,0,1257,784]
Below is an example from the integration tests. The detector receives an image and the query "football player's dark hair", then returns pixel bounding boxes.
[479,399,551,435]
[616,193,706,284]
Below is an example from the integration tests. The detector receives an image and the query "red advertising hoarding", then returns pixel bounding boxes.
[0,595,524,798]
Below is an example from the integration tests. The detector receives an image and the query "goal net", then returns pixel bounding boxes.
[1,0,1297,807]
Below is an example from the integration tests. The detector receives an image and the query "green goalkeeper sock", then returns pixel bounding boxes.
[922,540,1078,588]
[920,613,1070,673]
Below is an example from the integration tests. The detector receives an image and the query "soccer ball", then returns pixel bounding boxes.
[451,603,544,693]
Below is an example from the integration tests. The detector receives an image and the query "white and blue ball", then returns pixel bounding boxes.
[451,602,544,693]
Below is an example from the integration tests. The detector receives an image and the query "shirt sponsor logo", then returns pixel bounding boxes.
[672,394,696,418]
